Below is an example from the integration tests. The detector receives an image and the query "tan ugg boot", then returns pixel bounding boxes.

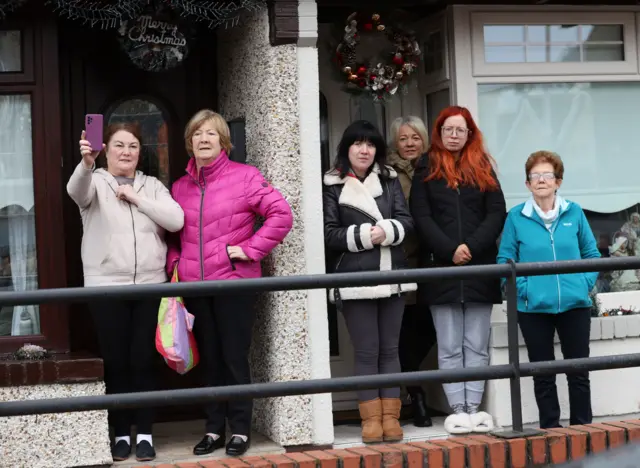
[381,398,403,441]
[358,398,383,443]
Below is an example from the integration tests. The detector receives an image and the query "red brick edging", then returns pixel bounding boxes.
[135,419,640,468]
[0,353,103,387]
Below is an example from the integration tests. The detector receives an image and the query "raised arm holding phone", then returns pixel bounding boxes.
[67,118,184,463]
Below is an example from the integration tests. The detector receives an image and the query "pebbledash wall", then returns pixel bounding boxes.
[216,1,333,446]
[0,357,111,467]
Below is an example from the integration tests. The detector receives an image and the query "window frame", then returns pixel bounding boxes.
[415,11,451,88]
[476,80,640,211]
[0,25,35,84]
[103,95,173,188]
[0,17,67,354]
[470,11,638,77]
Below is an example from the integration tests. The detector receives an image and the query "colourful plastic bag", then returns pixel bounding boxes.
[155,267,199,374]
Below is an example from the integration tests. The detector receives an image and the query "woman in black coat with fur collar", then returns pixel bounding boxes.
[323,120,415,444]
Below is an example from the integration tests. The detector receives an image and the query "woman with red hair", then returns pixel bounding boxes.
[409,106,506,435]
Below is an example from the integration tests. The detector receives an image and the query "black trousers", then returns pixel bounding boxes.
[518,308,592,429]
[399,303,437,394]
[341,296,405,402]
[90,298,160,437]
[185,294,257,435]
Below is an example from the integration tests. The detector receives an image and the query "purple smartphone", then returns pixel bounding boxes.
[85,114,104,151]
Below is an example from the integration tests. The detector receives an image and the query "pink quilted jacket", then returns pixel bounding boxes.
[166,151,293,282]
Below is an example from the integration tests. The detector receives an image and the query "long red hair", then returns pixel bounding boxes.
[425,106,498,192]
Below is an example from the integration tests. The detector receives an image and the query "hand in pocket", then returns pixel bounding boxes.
[227,245,249,261]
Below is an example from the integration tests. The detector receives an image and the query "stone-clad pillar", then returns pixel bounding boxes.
[217,1,333,446]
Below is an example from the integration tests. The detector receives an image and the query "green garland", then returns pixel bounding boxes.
[22,0,266,30]
[168,0,266,29]
[0,0,28,20]
[45,0,145,29]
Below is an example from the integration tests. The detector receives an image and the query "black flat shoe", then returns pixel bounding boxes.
[410,390,433,428]
[226,435,250,456]
[111,440,131,461]
[193,434,225,456]
[135,441,156,462]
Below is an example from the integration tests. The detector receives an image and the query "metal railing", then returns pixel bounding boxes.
[2,255,640,439]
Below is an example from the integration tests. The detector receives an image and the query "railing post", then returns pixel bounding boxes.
[493,259,542,438]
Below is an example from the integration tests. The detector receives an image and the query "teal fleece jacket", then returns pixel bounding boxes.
[497,196,600,314]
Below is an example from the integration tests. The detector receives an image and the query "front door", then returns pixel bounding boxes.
[59,18,217,421]
[318,23,407,411]
[318,13,451,411]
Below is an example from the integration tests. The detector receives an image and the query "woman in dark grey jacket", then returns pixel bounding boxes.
[323,120,415,444]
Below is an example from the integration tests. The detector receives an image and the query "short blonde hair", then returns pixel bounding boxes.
[184,109,232,156]
[389,116,429,152]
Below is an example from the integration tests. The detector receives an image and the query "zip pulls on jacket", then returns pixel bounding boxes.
[454,182,464,303]
[187,170,207,281]
[341,204,378,223]
[107,181,143,284]
[128,205,138,284]
[333,253,345,310]
[549,231,561,311]
[536,215,563,312]
[525,209,564,312]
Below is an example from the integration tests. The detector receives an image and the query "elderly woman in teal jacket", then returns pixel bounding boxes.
[497,150,600,430]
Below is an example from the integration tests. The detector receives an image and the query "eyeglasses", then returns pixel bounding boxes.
[442,126,469,137]
[528,172,556,181]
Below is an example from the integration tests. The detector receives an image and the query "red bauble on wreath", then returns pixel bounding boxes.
[334,12,421,100]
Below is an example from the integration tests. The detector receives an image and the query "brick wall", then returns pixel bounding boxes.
[133,419,640,468]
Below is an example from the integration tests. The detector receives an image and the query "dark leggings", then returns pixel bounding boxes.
[184,294,257,435]
[90,298,160,437]
[518,307,592,429]
[399,303,437,394]
[341,296,405,402]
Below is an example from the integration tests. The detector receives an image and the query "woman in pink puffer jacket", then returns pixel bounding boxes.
[167,110,293,457]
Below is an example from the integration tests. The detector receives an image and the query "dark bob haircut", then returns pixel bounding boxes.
[332,120,389,179]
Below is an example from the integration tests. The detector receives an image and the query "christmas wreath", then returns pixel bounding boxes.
[335,12,421,100]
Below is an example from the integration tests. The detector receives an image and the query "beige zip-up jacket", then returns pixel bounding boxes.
[66,162,184,287]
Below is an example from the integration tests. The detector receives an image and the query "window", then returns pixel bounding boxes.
[228,118,247,164]
[350,95,386,141]
[319,92,339,357]
[483,24,624,64]
[0,28,34,82]
[0,94,38,336]
[424,29,445,75]
[0,31,21,72]
[319,92,331,175]
[471,12,637,76]
[478,81,640,294]
[106,98,170,187]
[419,13,450,84]
[425,88,450,136]
[0,21,67,352]
[584,205,640,294]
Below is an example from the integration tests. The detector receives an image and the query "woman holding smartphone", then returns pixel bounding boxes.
[67,122,184,462]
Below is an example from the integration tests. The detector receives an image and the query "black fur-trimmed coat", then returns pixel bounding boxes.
[323,164,417,304]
